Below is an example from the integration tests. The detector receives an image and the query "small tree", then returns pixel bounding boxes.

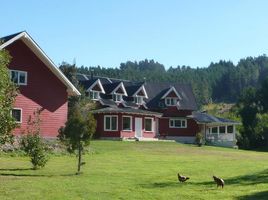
[0,49,18,144]
[20,109,48,169]
[58,102,96,174]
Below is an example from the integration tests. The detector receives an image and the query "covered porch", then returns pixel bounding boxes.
[188,112,240,147]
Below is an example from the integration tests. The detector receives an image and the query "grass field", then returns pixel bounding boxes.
[0,141,267,200]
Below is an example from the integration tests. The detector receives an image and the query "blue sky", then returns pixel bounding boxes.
[1,0,268,68]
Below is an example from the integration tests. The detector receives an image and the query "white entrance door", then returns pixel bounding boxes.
[135,118,143,138]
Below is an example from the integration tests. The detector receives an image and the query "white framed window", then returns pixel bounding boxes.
[144,117,153,132]
[219,126,226,134]
[211,127,218,134]
[113,94,123,102]
[89,91,100,100]
[169,118,187,128]
[11,108,22,123]
[10,70,27,85]
[134,96,143,105]
[122,116,132,131]
[165,97,177,106]
[104,115,118,131]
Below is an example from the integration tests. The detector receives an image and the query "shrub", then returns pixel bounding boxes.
[195,132,203,147]
[20,109,48,169]
[21,133,48,169]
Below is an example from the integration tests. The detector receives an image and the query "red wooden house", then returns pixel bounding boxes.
[78,74,239,146]
[0,31,80,137]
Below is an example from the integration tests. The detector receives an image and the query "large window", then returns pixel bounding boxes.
[145,118,153,132]
[113,94,123,102]
[10,70,27,85]
[122,116,132,131]
[134,96,143,105]
[104,115,118,131]
[89,91,100,100]
[169,118,187,128]
[11,108,22,123]
[219,126,226,134]
[211,127,218,134]
[165,97,177,106]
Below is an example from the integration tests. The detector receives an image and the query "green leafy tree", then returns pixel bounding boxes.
[58,100,96,174]
[20,109,48,169]
[0,49,17,143]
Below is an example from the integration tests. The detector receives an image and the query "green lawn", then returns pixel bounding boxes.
[0,141,268,200]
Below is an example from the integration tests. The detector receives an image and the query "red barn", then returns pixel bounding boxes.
[77,74,239,146]
[0,31,80,138]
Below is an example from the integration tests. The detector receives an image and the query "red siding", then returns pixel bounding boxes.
[115,87,124,94]
[159,118,198,137]
[137,90,145,96]
[94,113,157,138]
[92,84,101,91]
[166,91,178,97]
[6,40,68,138]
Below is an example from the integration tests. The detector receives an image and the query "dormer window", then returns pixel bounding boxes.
[134,96,143,105]
[89,91,100,100]
[165,97,178,106]
[113,94,123,102]
[10,70,27,85]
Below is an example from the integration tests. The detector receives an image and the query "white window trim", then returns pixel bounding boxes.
[89,91,100,100]
[113,94,123,102]
[122,115,132,131]
[134,96,144,105]
[10,70,28,85]
[11,108,22,123]
[165,97,178,106]
[169,118,187,128]
[144,117,154,132]
[104,115,118,131]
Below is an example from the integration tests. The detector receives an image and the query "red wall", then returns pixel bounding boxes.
[159,109,199,137]
[94,113,157,138]
[159,118,199,137]
[6,40,68,137]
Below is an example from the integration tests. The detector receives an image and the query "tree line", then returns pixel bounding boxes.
[74,55,268,106]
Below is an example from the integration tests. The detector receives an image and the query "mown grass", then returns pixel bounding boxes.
[0,140,268,200]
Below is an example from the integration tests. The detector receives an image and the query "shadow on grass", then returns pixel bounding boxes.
[140,181,193,188]
[0,168,78,177]
[0,168,32,171]
[236,191,268,200]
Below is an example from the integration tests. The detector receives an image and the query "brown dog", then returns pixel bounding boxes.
[213,176,224,188]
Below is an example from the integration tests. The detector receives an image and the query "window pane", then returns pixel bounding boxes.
[123,117,131,130]
[227,125,233,133]
[19,72,26,84]
[111,117,117,130]
[219,126,225,134]
[105,117,110,130]
[175,120,181,127]
[12,109,21,122]
[181,120,185,127]
[170,120,174,127]
[145,118,152,131]
[212,127,218,133]
[11,71,18,83]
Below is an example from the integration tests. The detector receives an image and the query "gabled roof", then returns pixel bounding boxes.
[80,79,105,93]
[103,81,127,95]
[161,86,181,99]
[188,112,240,125]
[145,83,197,110]
[132,85,148,98]
[0,31,80,96]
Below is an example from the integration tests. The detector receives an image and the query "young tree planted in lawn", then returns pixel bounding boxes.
[20,109,48,169]
[58,100,96,174]
[0,49,17,144]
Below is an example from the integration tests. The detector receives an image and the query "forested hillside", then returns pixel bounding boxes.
[73,55,268,106]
